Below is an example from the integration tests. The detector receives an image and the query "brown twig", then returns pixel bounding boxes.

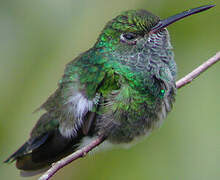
[39,52,220,180]
[176,52,220,89]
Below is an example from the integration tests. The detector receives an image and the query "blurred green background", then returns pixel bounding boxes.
[0,0,219,180]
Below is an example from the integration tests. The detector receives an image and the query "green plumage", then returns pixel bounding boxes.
[5,9,177,175]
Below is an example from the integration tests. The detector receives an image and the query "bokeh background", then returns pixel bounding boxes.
[0,0,219,180]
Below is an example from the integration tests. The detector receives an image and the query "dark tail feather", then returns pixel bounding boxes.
[4,133,49,164]
[4,129,84,176]
[4,142,29,163]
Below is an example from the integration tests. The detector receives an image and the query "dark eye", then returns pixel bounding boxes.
[123,33,136,40]
[120,32,137,45]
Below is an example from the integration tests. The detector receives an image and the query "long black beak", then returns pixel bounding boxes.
[150,5,215,33]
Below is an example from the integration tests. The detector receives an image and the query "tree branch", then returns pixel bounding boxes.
[39,52,220,180]
[176,52,220,89]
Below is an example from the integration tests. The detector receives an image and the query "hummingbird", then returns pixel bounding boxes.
[5,5,215,176]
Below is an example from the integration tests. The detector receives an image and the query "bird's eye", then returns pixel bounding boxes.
[120,32,137,45]
[123,33,136,40]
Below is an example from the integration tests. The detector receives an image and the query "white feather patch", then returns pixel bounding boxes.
[59,126,78,139]
[68,93,94,119]
[59,93,100,138]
